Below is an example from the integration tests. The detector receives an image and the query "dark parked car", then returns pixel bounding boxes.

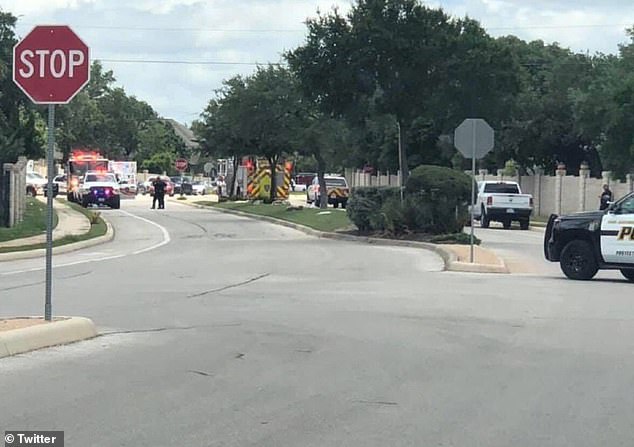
[170,176,193,195]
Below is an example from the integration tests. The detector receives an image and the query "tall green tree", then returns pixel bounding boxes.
[493,38,599,175]
[573,30,634,178]
[287,0,520,177]
[196,66,304,201]
[0,10,44,163]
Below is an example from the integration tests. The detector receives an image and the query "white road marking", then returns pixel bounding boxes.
[0,210,171,277]
[120,210,171,255]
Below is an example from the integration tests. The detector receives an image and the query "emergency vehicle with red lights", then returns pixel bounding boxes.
[66,150,109,202]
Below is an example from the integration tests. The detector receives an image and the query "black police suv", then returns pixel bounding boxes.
[544,191,634,281]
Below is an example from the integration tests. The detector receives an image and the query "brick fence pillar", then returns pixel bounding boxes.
[579,162,590,212]
[555,164,567,215]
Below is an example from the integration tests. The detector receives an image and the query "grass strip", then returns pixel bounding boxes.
[195,201,353,233]
[0,198,59,243]
[0,200,107,253]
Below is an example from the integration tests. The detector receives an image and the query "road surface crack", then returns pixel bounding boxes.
[354,400,398,407]
[188,369,214,377]
[99,326,197,336]
[0,271,92,292]
[188,273,270,298]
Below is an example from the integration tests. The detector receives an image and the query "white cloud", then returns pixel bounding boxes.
[2,0,97,16]
[6,0,634,123]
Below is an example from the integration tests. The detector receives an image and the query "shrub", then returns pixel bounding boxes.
[347,166,473,235]
[404,165,472,234]
[347,187,400,232]
[88,211,101,225]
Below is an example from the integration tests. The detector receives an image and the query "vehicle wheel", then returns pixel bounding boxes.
[503,219,511,229]
[620,269,634,282]
[111,197,121,209]
[306,194,311,204]
[341,200,347,209]
[81,198,89,208]
[520,219,530,230]
[26,187,36,197]
[559,240,598,280]
[333,201,339,209]
[480,208,490,228]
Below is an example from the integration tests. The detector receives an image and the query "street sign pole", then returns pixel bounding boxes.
[45,104,54,321]
[454,118,495,264]
[13,25,90,322]
[397,122,404,204]
[470,122,476,264]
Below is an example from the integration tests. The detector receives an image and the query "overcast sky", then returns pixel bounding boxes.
[5,0,634,125]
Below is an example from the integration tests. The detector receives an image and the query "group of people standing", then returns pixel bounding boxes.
[151,176,167,210]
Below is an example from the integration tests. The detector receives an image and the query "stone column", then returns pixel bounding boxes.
[534,167,543,217]
[555,163,566,215]
[579,162,590,212]
[627,173,633,193]
[497,169,504,181]
[9,165,16,227]
[602,171,612,188]
[478,169,488,181]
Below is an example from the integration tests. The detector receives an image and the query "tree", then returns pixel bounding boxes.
[287,0,520,176]
[141,151,174,175]
[196,66,304,201]
[493,38,599,175]
[0,10,44,163]
[572,30,634,178]
[194,76,252,195]
[136,120,186,166]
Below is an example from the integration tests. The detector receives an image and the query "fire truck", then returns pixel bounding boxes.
[66,150,109,202]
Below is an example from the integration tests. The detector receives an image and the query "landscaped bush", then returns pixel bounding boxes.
[403,165,472,234]
[346,187,400,232]
[347,165,472,235]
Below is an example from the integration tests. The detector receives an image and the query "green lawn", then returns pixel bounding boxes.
[0,197,58,243]
[0,200,107,253]
[196,201,353,232]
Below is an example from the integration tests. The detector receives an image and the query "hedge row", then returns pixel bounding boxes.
[346,165,472,235]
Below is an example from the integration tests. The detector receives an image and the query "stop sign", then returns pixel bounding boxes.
[13,25,90,104]
[175,159,188,171]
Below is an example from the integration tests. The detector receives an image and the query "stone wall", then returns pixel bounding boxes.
[475,165,634,217]
[1,156,28,227]
[345,164,634,217]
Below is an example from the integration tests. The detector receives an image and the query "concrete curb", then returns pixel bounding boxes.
[180,201,508,274]
[0,214,114,262]
[0,317,98,359]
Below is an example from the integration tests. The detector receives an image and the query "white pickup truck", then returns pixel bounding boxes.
[473,181,533,230]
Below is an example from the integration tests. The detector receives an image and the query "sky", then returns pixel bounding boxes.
[4,0,634,125]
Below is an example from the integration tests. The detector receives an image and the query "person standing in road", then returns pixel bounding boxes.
[599,184,613,210]
[152,176,167,209]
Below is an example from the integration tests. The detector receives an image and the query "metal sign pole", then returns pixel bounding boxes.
[45,104,55,321]
[397,121,404,204]
[470,122,476,264]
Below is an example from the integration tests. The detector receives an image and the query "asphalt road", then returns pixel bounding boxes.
[1,196,634,447]
[471,220,624,280]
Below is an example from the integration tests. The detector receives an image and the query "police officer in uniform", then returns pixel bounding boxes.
[599,184,613,210]
[152,176,167,209]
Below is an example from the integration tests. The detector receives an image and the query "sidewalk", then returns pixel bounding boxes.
[0,198,91,249]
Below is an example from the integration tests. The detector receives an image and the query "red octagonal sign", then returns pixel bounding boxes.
[13,25,90,104]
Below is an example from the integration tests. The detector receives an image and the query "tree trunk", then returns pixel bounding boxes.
[398,119,409,186]
[268,155,278,202]
[315,151,327,209]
